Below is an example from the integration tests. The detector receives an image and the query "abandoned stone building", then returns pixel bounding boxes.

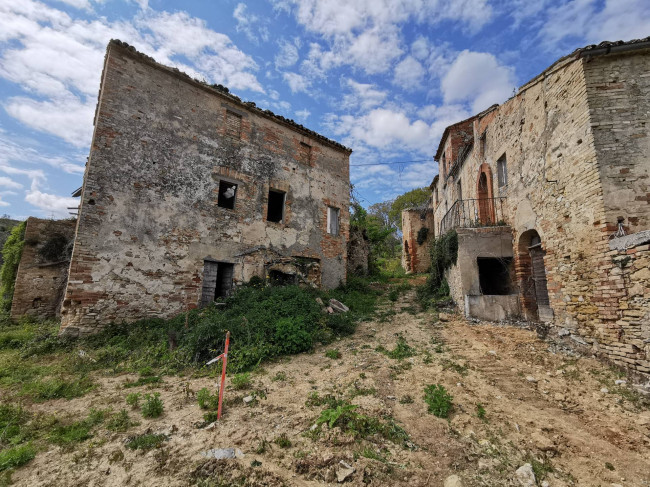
[405,37,650,375]
[53,40,351,335]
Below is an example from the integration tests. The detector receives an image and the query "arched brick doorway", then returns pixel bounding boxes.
[476,164,495,225]
[516,229,553,322]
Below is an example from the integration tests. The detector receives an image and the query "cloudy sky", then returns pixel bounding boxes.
[0,0,648,218]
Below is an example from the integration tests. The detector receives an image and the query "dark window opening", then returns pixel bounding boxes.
[269,270,296,286]
[327,206,340,235]
[201,261,235,306]
[217,181,237,209]
[497,154,507,187]
[267,189,285,223]
[478,257,512,295]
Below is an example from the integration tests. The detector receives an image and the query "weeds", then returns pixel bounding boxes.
[325,349,341,359]
[126,392,141,409]
[377,335,415,360]
[49,408,106,446]
[106,409,138,432]
[0,444,35,472]
[476,403,487,421]
[359,446,387,463]
[231,373,252,390]
[197,388,219,410]
[399,395,414,404]
[22,376,94,401]
[123,376,162,388]
[271,371,287,382]
[441,358,469,376]
[141,393,163,419]
[125,433,167,450]
[273,434,292,448]
[424,384,453,418]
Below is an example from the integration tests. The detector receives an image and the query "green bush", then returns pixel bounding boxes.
[417,230,457,309]
[126,392,141,409]
[274,317,312,354]
[197,388,219,410]
[423,384,453,418]
[230,372,251,390]
[325,349,341,359]
[0,444,35,471]
[106,409,137,432]
[0,221,26,311]
[141,393,163,419]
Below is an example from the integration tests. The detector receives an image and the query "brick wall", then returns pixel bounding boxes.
[60,41,350,334]
[11,218,76,320]
[583,48,650,233]
[401,209,433,274]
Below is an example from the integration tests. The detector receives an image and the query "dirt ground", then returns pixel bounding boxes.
[12,288,650,486]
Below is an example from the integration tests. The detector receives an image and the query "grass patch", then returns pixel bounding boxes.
[231,372,252,390]
[476,403,487,421]
[123,376,162,388]
[271,371,287,382]
[141,393,163,419]
[424,384,453,418]
[358,446,387,463]
[377,335,415,360]
[125,433,167,450]
[441,358,469,376]
[0,444,35,472]
[22,375,94,401]
[106,409,138,432]
[273,434,292,448]
[325,349,341,360]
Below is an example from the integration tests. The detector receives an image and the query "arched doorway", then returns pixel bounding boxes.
[476,164,495,225]
[516,230,553,322]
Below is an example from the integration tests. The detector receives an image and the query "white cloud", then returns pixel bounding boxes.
[25,180,78,217]
[441,50,515,112]
[393,55,426,91]
[275,38,299,68]
[0,177,22,190]
[341,79,388,111]
[0,0,263,152]
[283,72,310,93]
[233,3,269,43]
[294,109,310,120]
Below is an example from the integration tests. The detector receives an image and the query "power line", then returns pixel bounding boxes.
[350,159,432,167]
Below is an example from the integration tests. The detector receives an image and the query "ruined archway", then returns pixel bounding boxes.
[476,164,495,225]
[516,229,552,322]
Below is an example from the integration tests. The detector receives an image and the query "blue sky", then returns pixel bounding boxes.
[0,0,648,218]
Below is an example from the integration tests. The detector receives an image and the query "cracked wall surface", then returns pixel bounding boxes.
[60,41,350,334]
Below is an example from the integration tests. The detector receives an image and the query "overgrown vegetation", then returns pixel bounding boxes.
[0,221,26,311]
[423,384,453,418]
[417,230,458,309]
[141,393,163,418]
[377,335,416,360]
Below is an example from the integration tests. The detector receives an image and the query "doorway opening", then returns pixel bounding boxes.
[201,260,235,306]
[477,257,512,295]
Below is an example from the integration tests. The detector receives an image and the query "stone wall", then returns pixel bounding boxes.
[583,48,650,233]
[60,41,351,335]
[347,226,369,276]
[401,209,434,274]
[11,218,76,320]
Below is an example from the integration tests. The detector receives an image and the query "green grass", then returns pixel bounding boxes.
[230,372,252,390]
[21,375,94,401]
[476,403,487,421]
[325,349,341,359]
[125,433,167,450]
[358,446,387,463]
[123,376,162,388]
[141,393,163,418]
[106,409,138,432]
[48,409,106,446]
[197,388,219,410]
[377,335,416,360]
[126,392,141,409]
[0,444,35,472]
[424,384,453,418]
[273,434,292,448]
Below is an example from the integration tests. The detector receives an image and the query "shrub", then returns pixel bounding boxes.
[231,372,252,390]
[274,317,312,354]
[424,384,453,418]
[0,444,35,472]
[325,349,341,359]
[106,409,138,432]
[417,230,457,309]
[141,393,163,419]
[0,221,26,311]
[126,392,141,409]
[197,388,219,410]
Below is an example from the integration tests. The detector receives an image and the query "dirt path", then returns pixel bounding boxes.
[12,290,650,486]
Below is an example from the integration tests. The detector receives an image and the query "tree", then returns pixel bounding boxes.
[389,187,431,230]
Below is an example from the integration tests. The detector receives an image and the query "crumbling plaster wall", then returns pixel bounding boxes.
[60,43,350,334]
[583,48,650,233]
[401,209,433,274]
[11,218,76,320]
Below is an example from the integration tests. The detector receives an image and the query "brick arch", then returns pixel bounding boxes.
[476,163,495,224]
[516,229,551,321]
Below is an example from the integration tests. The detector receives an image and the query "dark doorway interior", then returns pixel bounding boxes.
[478,257,512,295]
[201,260,235,306]
[215,263,234,298]
[269,270,296,286]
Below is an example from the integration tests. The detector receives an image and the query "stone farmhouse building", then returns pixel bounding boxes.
[52,40,351,336]
[403,38,650,375]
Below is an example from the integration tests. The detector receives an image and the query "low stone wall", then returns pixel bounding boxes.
[465,294,520,322]
[10,218,76,320]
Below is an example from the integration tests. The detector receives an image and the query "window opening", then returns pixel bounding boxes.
[217,181,237,209]
[477,257,512,295]
[225,110,242,139]
[267,189,286,223]
[299,142,312,164]
[269,270,296,286]
[327,206,340,235]
[497,154,507,187]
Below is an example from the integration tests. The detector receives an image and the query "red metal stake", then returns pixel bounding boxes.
[217,331,230,420]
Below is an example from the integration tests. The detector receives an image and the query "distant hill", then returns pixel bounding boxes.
[0,217,23,265]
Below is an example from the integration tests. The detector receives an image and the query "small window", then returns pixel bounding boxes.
[225,110,242,139]
[497,154,507,187]
[217,181,237,209]
[299,142,312,164]
[434,187,439,206]
[327,206,340,236]
[267,189,286,223]
[457,179,462,200]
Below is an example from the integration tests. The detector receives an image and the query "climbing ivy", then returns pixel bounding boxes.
[416,230,458,308]
[0,221,26,311]
[416,227,429,246]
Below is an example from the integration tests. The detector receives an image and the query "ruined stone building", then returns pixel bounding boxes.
[405,38,650,375]
[50,40,351,335]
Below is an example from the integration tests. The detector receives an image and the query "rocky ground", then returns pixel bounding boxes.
[11,287,650,486]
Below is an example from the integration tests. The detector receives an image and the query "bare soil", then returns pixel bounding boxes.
[12,289,650,486]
